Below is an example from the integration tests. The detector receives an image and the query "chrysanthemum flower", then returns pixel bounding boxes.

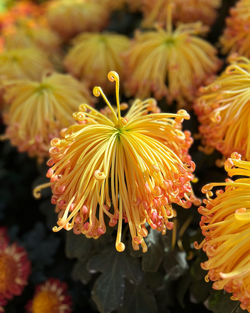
[3,72,92,161]
[142,0,221,28]
[220,0,250,58]
[34,71,200,252]
[0,1,43,31]
[64,33,130,92]
[194,56,250,160]
[0,229,31,307]
[46,0,109,40]
[196,152,250,312]
[124,12,220,105]
[2,20,61,55]
[26,278,72,313]
[0,47,53,81]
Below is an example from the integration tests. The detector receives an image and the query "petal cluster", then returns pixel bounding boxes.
[0,47,53,80]
[64,32,130,92]
[142,0,221,28]
[123,14,220,105]
[26,278,72,313]
[196,153,250,312]
[34,71,199,252]
[220,0,250,58]
[0,228,31,308]
[194,56,250,160]
[3,72,92,161]
[46,0,109,40]
[2,20,61,55]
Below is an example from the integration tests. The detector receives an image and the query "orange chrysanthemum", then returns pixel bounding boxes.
[26,278,72,313]
[0,47,53,81]
[196,153,250,312]
[194,56,250,160]
[46,0,109,40]
[124,12,220,105]
[34,71,200,252]
[0,1,43,31]
[64,32,130,92]
[220,0,250,58]
[0,228,31,307]
[3,72,92,161]
[142,0,221,28]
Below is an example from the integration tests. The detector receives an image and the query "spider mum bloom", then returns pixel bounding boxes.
[142,0,221,28]
[26,278,72,313]
[3,21,61,55]
[46,0,109,40]
[34,71,200,252]
[194,56,250,160]
[196,153,250,312]
[0,229,31,307]
[3,72,92,161]
[0,47,53,81]
[64,33,130,92]
[124,10,220,106]
[220,0,250,58]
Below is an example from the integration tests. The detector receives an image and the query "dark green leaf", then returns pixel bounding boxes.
[163,250,188,281]
[208,291,245,313]
[142,229,163,272]
[119,281,158,313]
[72,259,92,284]
[65,231,93,259]
[88,247,143,313]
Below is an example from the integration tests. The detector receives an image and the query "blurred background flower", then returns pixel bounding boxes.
[26,278,72,313]
[3,72,93,161]
[64,32,130,93]
[0,228,31,309]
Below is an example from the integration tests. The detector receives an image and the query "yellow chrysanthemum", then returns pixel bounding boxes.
[34,71,200,252]
[0,47,53,81]
[26,279,72,313]
[142,0,221,28]
[64,33,130,92]
[124,11,220,105]
[46,0,109,40]
[196,153,250,312]
[220,0,250,58]
[2,20,61,55]
[194,56,250,160]
[3,73,92,161]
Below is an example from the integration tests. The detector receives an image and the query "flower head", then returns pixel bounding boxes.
[64,32,130,92]
[2,20,61,55]
[3,72,93,161]
[0,47,53,81]
[26,278,72,313]
[34,71,200,252]
[0,1,43,32]
[124,9,220,106]
[194,56,250,160]
[142,0,221,28]
[220,0,250,58]
[46,0,109,40]
[196,153,250,312]
[0,229,31,307]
